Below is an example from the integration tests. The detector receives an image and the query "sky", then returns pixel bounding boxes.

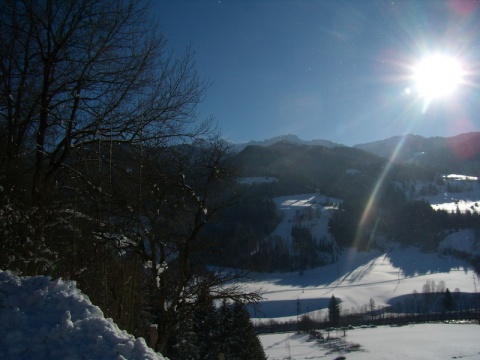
[154,0,480,146]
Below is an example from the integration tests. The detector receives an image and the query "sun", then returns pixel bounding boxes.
[412,54,464,100]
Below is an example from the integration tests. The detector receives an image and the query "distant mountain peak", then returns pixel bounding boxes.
[353,131,480,171]
[232,134,344,152]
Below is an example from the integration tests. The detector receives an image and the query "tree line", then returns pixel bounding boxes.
[329,197,480,252]
[257,287,480,335]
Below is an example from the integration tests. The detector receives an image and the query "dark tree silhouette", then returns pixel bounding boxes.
[443,288,455,312]
[328,295,341,327]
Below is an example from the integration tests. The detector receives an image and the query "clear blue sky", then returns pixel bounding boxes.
[154,0,480,146]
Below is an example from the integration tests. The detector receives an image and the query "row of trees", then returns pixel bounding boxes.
[0,1,263,358]
[259,287,479,336]
[389,281,479,315]
[329,193,480,252]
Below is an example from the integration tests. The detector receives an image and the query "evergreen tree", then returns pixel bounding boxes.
[443,288,455,312]
[166,309,198,360]
[231,302,266,359]
[218,301,266,360]
[193,292,221,360]
[328,295,341,327]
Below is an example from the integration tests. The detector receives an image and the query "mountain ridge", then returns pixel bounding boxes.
[231,131,480,174]
[353,132,480,173]
[232,134,344,152]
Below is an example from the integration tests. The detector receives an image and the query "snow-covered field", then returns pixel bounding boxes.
[247,182,479,323]
[260,323,480,359]
[0,271,164,360]
[416,174,480,214]
[249,176,480,358]
[248,246,477,322]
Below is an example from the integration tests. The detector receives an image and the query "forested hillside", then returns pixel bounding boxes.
[210,139,480,274]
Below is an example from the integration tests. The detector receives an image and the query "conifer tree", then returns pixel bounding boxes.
[217,299,232,357]
[443,288,455,312]
[231,302,266,359]
[193,291,221,360]
[328,295,341,327]
[218,301,266,360]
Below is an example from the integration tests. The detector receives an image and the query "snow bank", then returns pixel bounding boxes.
[0,270,164,360]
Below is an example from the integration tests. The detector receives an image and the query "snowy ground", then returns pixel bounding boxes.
[248,246,477,322]
[0,271,164,360]
[416,174,480,214]
[248,185,479,323]
[440,229,480,257]
[253,177,480,358]
[260,323,480,359]
[270,193,341,246]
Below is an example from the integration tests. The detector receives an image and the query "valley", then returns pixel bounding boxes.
[243,176,480,324]
[243,173,480,358]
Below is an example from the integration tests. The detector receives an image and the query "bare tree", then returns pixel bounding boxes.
[369,298,376,321]
[110,138,261,354]
[0,0,209,203]
[0,0,210,275]
[0,2,263,355]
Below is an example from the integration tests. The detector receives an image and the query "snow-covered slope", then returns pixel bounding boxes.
[440,229,480,257]
[258,189,480,358]
[410,174,480,213]
[270,193,341,246]
[247,189,480,323]
[0,271,164,360]
[248,246,477,321]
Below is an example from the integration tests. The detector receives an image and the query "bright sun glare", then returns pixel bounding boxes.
[412,54,464,100]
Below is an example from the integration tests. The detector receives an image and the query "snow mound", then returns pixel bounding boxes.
[0,270,164,360]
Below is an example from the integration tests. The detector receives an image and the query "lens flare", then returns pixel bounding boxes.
[412,54,464,99]
[352,135,409,251]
